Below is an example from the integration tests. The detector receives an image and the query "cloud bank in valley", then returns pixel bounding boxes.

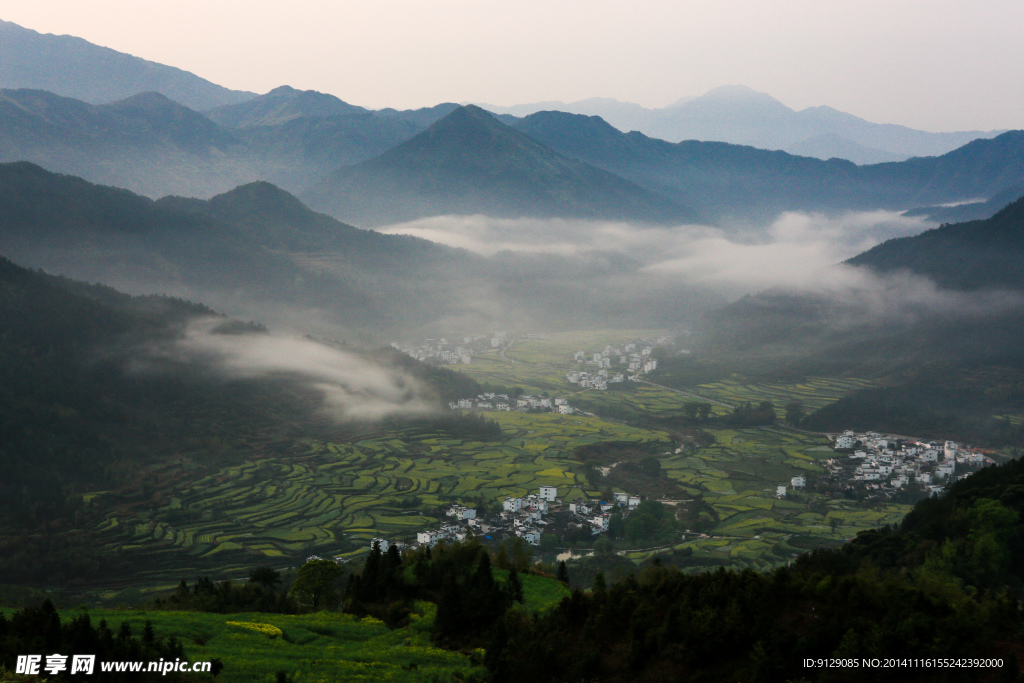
[379,210,1024,329]
[379,210,933,298]
[147,318,437,422]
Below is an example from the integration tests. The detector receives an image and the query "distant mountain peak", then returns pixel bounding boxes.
[395,104,525,155]
[0,19,253,109]
[209,180,310,217]
[436,103,499,123]
[205,85,366,128]
[689,85,792,111]
[109,90,175,105]
[266,85,301,96]
[356,104,535,174]
[303,103,698,225]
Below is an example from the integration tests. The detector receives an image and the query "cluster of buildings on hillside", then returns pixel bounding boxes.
[800,430,993,500]
[368,485,645,554]
[392,331,552,366]
[391,336,479,365]
[448,392,576,414]
[567,340,664,389]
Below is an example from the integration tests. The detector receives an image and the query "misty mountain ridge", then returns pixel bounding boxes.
[903,185,1024,224]
[3,79,1023,226]
[0,87,256,197]
[0,19,253,111]
[848,193,1024,291]
[678,193,1024,443]
[205,85,369,128]
[0,162,719,336]
[482,84,1004,164]
[513,111,1024,221]
[1,16,998,165]
[0,161,409,334]
[302,104,702,226]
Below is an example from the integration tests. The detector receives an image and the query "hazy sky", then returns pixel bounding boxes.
[2,0,1022,131]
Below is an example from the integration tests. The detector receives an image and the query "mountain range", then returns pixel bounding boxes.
[0,162,719,336]
[481,85,1004,164]
[302,105,701,226]
[512,111,1024,222]
[3,82,1024,227]
[0,19,253,110]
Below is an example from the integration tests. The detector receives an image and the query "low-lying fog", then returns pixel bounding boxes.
[378,210,931,300]
[123,208,1022,417]
[138,318,438,422]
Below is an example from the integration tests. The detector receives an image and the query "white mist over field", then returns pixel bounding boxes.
[379,210,932,299]
[149,318,437,422]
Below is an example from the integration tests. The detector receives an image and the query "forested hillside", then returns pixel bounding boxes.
[848,194,1024,290]
[653,197,1024,445]
[483,457,1024,681]
[0,257,495,585]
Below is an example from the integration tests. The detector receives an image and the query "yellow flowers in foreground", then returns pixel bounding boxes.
[226,620,284,638]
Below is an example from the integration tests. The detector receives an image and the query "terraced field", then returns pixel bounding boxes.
[689,376,881,417]
[81,331,906,585]
[646,426,910,570]
[88,414,673,583]
[571,384,712,420]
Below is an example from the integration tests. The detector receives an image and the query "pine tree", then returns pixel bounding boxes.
[505,568,525,605]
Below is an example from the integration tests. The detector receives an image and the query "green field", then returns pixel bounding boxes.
[84,417,907,586]
[689,375,881,417]
[2,569,570,682]
[67,330,909,589]
[650,426,909,570]
[84,413,673,585]
[0,605,478,683]
[572,384,715,420]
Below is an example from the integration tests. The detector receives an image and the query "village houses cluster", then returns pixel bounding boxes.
[567,340,663,390]
[806,430,993,499]
[448,392,575,415]
[392,331,552,366]
[368,485,645,554]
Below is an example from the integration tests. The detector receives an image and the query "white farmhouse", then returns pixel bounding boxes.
[516,527,541,545]
[944,441,958,460]
[417,530,441,546]
[835,435,855,449]
[446,505,477,521]
[569,499,592,516]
